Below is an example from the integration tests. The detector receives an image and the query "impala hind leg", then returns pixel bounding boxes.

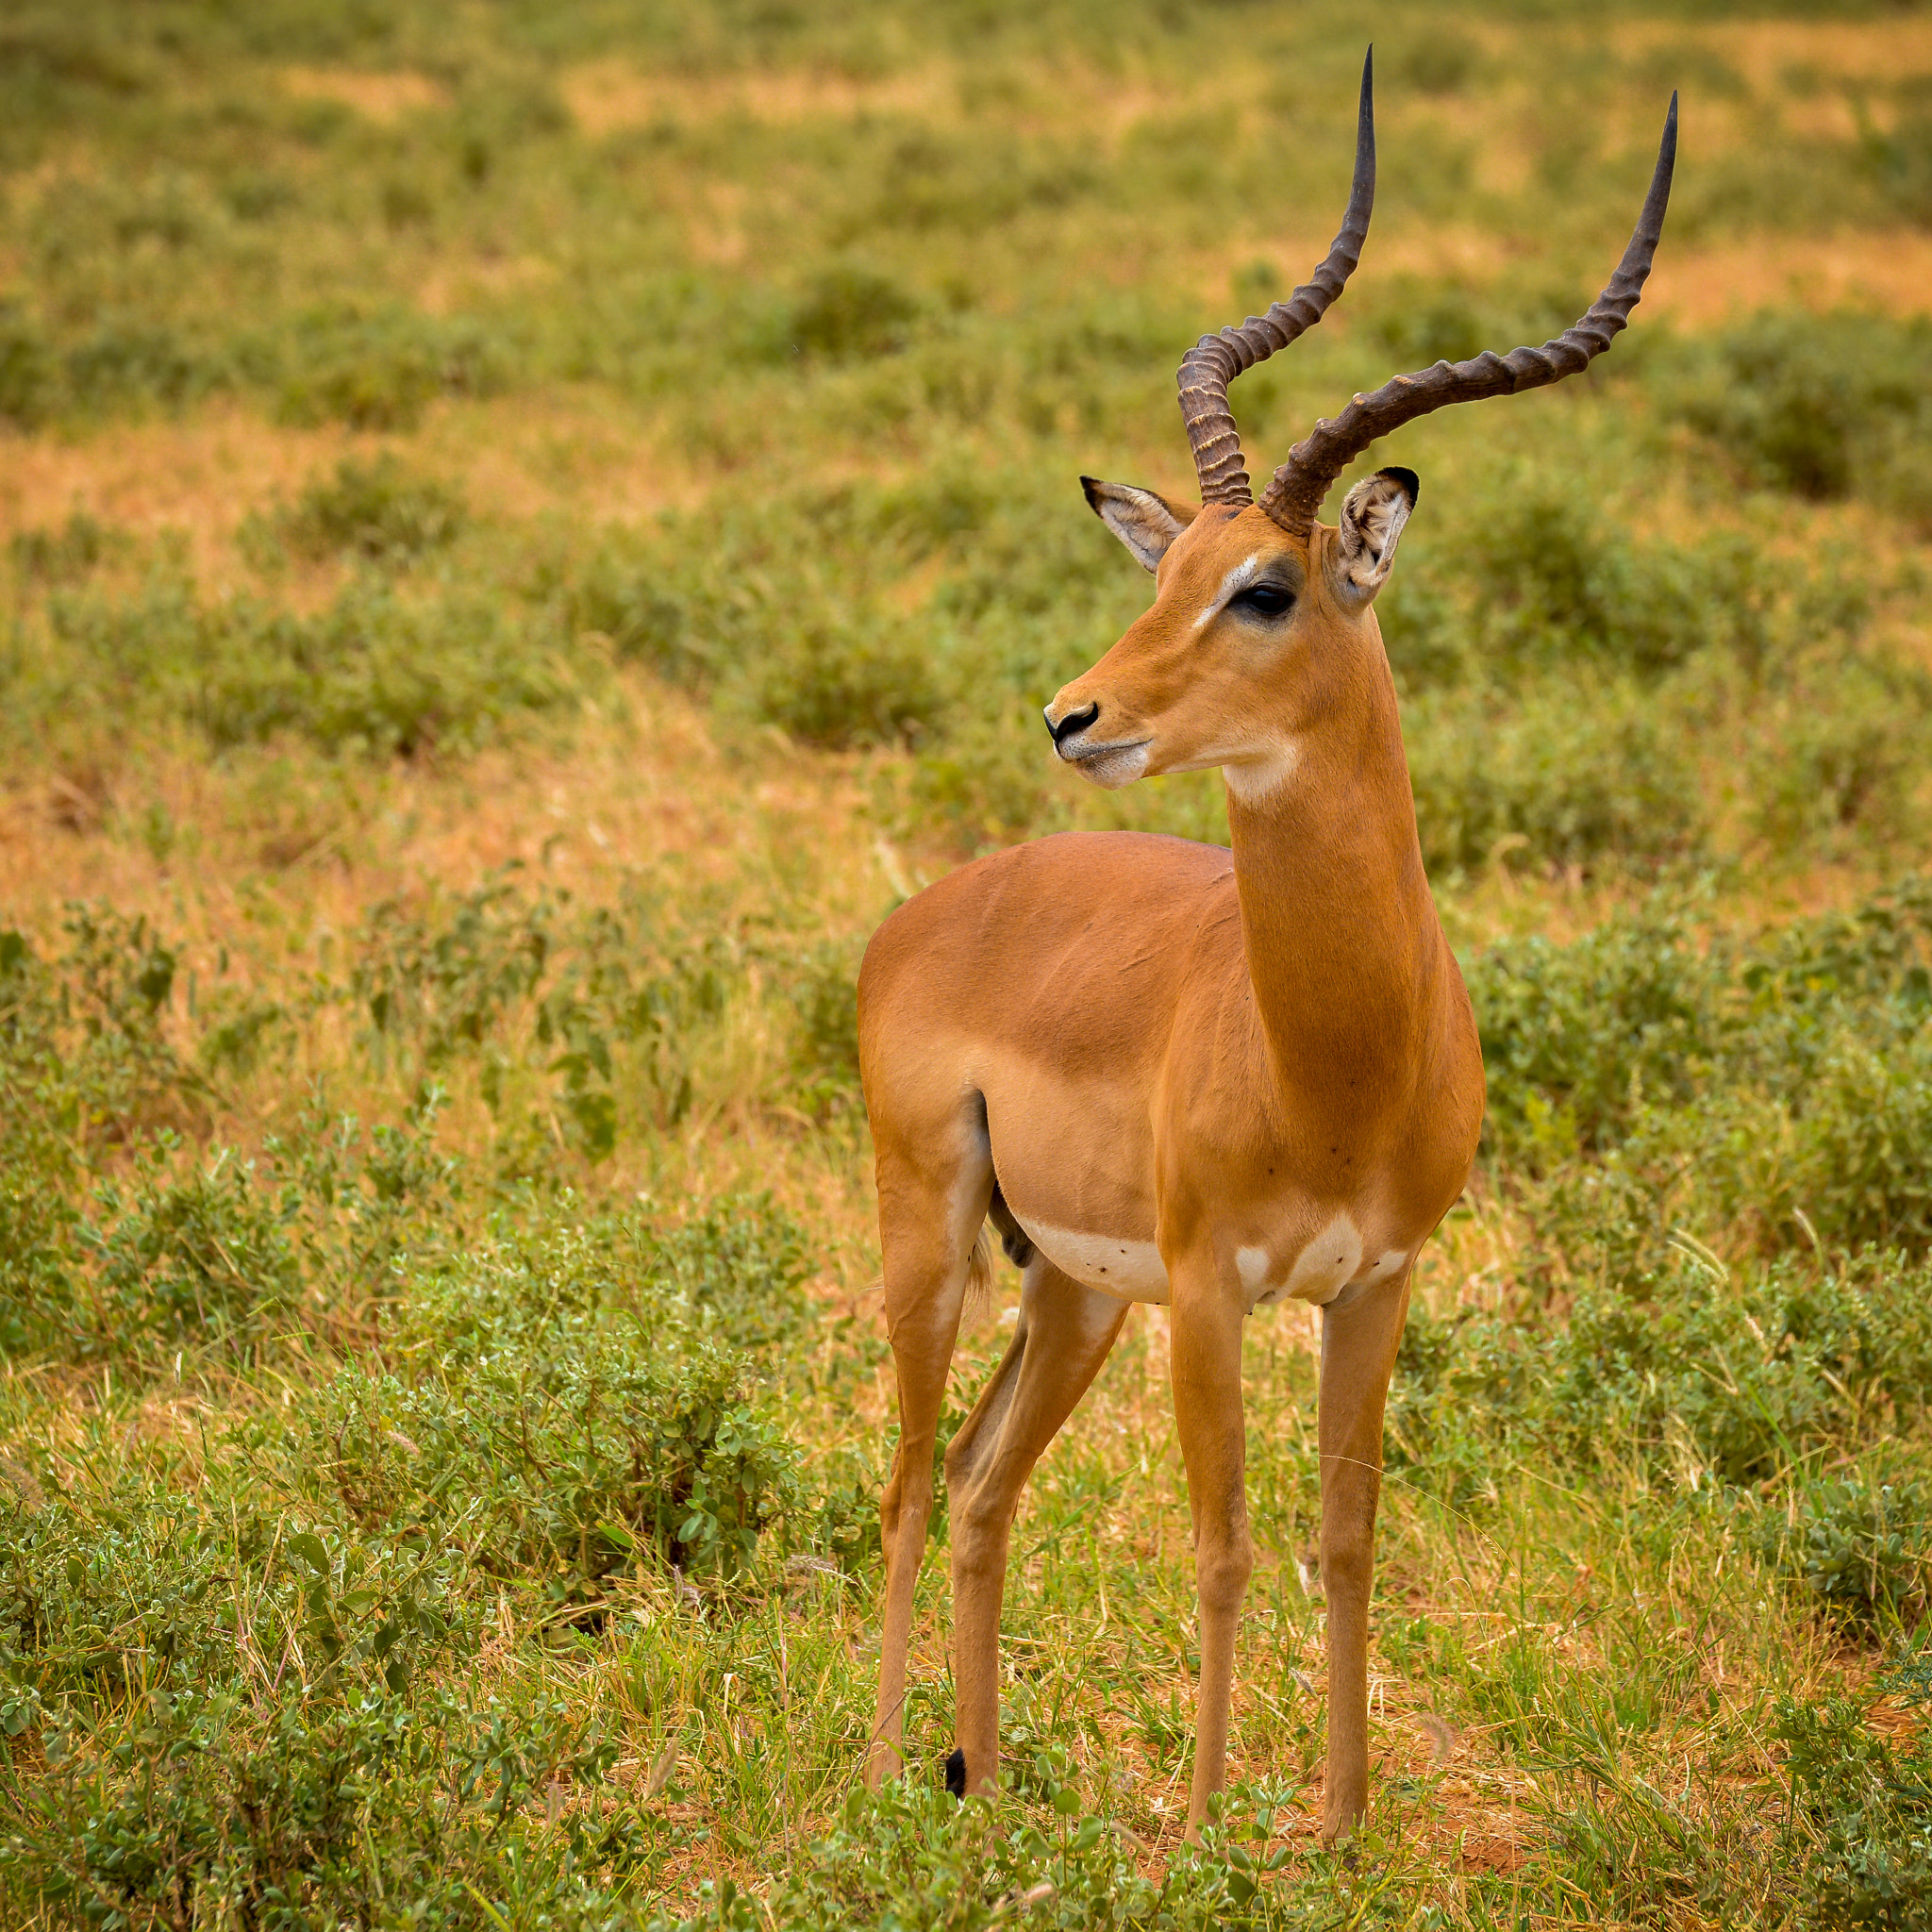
[944,1259,1129,1797]
[1317,1270,1412,1841]
[867,1142,991,1789]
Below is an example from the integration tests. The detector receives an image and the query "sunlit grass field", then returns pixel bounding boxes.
[2,1,1932,1924]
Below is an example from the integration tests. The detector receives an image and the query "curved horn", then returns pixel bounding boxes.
[1175,49,1376,508]
[1261,92,1678,537]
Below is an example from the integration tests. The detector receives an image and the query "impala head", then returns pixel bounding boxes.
[1046,52,1676,797]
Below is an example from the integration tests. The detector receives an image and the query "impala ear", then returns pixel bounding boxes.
[1081,476,1198,573]
[1331,468,1418,608]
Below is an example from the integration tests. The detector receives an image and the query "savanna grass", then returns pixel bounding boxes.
[2,0,1931,1925]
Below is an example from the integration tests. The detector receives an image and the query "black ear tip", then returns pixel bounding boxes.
[944,1748,967,1798]
[1079,475,1107,513]
[1380,466,1421,508]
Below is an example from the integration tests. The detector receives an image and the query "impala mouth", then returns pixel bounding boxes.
[1059,737,1152,789]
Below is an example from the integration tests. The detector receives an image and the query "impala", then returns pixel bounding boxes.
[858,54,1676,1840]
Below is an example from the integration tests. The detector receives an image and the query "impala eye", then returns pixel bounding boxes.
[1233,582,1295,618]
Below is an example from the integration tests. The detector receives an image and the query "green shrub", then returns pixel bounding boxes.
[345,874,740,1141]
[9,510,118,586]
[63,315,208,413]
[309,1229,802,1583]
[1747,657,1931,849]
[732,612,945,749]
[1391,1247,1932,1490]
[784,265,922,361]
[83,1138,302,1348]
[1749,1463,1932,1624]
[567,556,697,680]
[1458,490,1774,676]
[1786,1033,1932,1257]
[46,575,572,756]
[272,305,508,431]
[1468,877,1932,1172]
[1406,671,1706,879]
[3,1679,621,1927]
[1666,310,1932,507]
[1864,103,1932,228]
[1779,1672,1932,1924]
[271,456,469,565]
[1394,26,1480,97]
[0,301,58,426]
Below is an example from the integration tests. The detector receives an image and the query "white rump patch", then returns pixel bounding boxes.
[1010,1215,1170,1304]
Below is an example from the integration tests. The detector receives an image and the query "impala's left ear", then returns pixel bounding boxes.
[1330,467,1419,608]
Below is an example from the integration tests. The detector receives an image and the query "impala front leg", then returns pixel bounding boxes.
[1317,1268,1411,1842]
[1169,1273,1252,1837]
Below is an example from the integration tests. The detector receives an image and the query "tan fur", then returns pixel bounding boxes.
[858,491,1485,1843]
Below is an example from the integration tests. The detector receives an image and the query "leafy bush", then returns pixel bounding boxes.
[733,611,945,749]
[83,1138,302,1347]
[1469,878,1932,1172]
[784,265,922,361]
[271,305,508,431]
[1405,672,1706,879]
[347,874,740,1141]
[679,1768,1326,1932]
[4,1679,622,1927]
[1780,1670,1932,1925]
[63,314,208,413]
[312,1334,796,1583]
[270,456,469,565]
[44,575,571,756]
[8,510,117,586]
[1750,1464,1932,1625]
[305,1213,809,1582]
[1460,492,1774,677]
[1666,310,1932,514]
[0,301,58,426]
[1392,1243,1932,1491]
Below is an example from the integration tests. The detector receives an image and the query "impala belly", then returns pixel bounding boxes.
[1009,1213,1171,1303]
[1003,1203,1413,1311]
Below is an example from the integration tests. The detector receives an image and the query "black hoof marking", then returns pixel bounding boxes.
[944,1748,966,1798]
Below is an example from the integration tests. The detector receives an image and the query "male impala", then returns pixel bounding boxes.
[858,54,1676,1840]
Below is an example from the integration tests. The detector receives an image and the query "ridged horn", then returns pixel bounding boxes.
[1260,92,1678,536]
[1175,50,1376,508]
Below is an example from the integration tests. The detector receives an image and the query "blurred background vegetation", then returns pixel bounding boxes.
[2,0,1932,1924]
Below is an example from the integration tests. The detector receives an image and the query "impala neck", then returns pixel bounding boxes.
[1224,645,1443,1133]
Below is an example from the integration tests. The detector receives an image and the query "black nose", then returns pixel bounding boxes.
[1046,702,1099,746]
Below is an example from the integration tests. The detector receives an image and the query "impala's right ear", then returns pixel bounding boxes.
[1081,476,1198,573]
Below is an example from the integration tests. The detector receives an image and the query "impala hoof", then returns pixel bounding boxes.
[944,1748,966,1798]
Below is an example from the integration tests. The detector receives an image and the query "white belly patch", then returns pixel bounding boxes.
[1244,1214,1411,1310]
[1008,1209,1410,1312]
[1009,1215,1171,1304]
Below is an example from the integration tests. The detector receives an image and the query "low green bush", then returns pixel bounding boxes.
[267,455,469,566]
[1469,877,1932,1171]
[269,304,508,432]
[1664,310,1932,518]
[782,265,922,362]
[671,1769,1335,1932]
[1405,670,1707,879]
[42,575,572,757]
[1748,1463,1932,1626]
[83,1138,302,1348]
[1779,1663,1932,1923]
[1392,1245,1932,1493]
